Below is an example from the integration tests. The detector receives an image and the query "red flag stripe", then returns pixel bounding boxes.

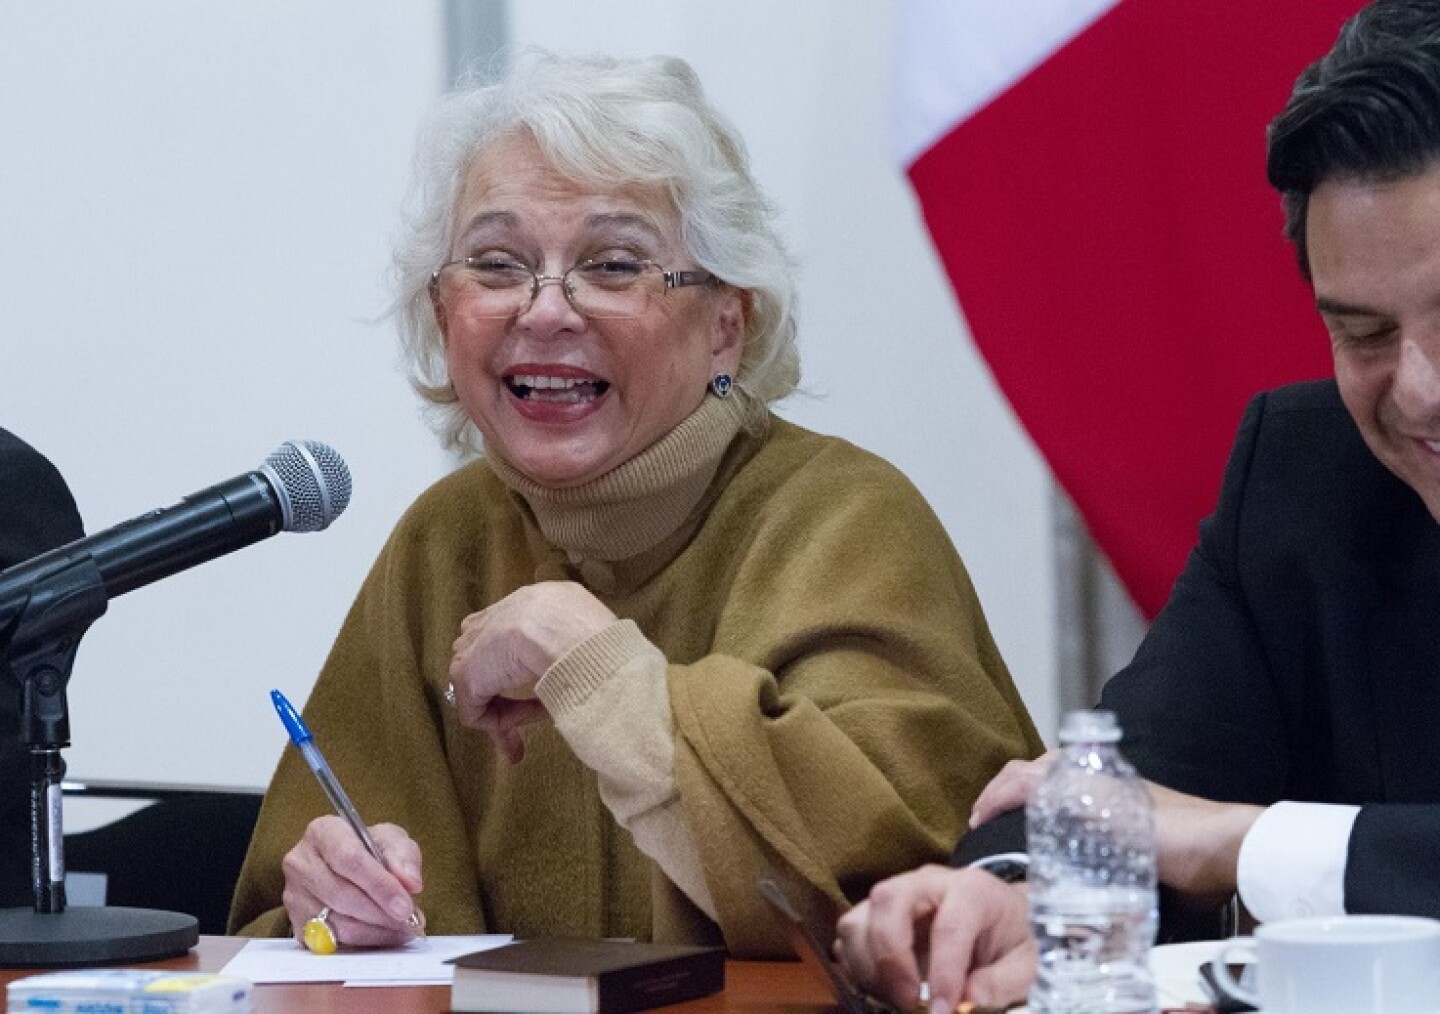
[905,0,1355,616]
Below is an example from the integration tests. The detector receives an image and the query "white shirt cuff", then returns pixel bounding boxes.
[1236,801,1359,923]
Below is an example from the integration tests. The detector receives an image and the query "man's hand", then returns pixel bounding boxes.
[969,751,1057,828]
[1150,782,1264,901]
[968,753,1265,901]
[835,865,1035,1013]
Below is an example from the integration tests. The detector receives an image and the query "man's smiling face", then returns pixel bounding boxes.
[1310,164,1440,521]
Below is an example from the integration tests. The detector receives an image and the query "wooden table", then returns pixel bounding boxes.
[0,937,838,1014]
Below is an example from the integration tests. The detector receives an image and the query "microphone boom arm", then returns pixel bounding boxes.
[1,554,109,914]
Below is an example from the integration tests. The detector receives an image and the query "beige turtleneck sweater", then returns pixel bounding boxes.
[230,396,1041,956]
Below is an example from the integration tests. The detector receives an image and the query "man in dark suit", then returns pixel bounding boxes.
[836,1,1440,1009]
[0,428,85,907]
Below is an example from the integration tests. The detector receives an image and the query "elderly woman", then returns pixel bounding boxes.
[228,51,1041,957]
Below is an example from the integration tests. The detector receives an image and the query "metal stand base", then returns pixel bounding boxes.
[0,907,198,966]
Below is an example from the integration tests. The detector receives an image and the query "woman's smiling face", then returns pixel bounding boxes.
[434,131,744,488]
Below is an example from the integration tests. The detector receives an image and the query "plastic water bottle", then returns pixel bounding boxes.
[1026,710,1158,1013]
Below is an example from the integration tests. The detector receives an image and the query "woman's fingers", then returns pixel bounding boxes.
[449,582,618,706]
[281,816,424,948]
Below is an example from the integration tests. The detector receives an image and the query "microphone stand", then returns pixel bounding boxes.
[0,555,197,965]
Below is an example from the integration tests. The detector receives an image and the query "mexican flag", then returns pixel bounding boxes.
[895,0,1356,617]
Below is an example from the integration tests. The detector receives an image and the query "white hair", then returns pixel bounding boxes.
[391,49,801,452]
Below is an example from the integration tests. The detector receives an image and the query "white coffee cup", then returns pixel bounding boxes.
[1207,914,1440,1014]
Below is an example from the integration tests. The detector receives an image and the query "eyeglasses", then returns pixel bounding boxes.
[429,257,716,320]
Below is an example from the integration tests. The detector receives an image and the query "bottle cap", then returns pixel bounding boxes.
[1057,708,1121,744]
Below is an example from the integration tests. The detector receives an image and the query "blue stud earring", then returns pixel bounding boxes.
[709,373,734,398]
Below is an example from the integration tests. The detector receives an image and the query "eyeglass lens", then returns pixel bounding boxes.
[433,260,661,319]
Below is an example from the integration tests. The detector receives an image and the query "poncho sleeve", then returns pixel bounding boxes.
[539,439,1042,956]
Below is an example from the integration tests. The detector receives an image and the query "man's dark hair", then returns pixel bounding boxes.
[1267,0,1440,278]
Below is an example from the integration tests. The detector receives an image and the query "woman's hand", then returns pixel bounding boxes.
[835,865,1035,1013]
[449,580,617,763]
[281,816,424,948]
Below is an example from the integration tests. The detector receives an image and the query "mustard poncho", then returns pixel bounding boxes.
[230,398,1040,956]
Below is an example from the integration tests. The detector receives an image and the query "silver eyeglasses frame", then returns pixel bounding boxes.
[428,257,716,320]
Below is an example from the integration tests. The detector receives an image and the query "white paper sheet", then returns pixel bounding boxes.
[219,933,513,986]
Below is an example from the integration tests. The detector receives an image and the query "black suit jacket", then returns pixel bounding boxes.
[0,427,84,906]
[1106,379,1440,917]
[960,380,1440,919]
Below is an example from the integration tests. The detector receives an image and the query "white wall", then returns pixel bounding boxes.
[3,0,1057,791]
[2,2,450,789]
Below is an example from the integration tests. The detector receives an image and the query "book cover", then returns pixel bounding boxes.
[449,938,725,1014]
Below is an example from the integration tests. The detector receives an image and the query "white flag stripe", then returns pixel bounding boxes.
[890,0,1121,167]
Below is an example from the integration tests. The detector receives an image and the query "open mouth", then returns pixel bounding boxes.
[505,373,610,403]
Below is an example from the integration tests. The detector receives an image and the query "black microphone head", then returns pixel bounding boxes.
[259,440,352,532]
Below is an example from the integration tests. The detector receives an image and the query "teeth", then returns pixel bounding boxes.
[543,387,588,403]
[507,373,608,403]
[511,374,595,390]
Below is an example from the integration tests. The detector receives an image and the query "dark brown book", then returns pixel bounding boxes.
[448,938,725,1013]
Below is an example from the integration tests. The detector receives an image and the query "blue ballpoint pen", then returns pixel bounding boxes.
[270,688,424,935]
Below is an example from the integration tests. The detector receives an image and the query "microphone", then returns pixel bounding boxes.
[0,440,351,651]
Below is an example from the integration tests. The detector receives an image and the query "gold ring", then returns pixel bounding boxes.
[303,905,338,955]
